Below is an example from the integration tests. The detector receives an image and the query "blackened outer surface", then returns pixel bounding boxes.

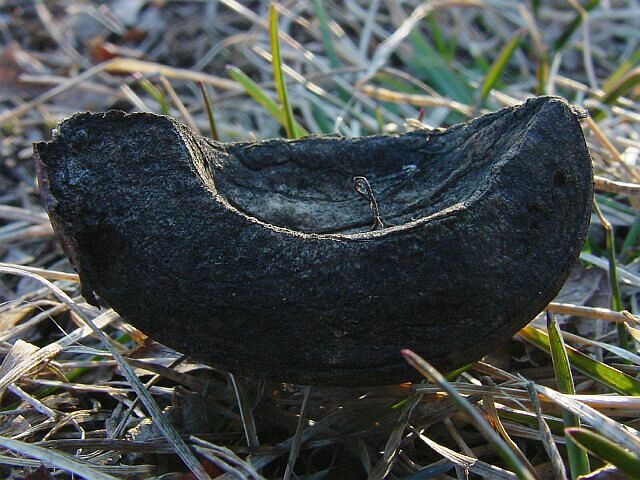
[34,96,593,385]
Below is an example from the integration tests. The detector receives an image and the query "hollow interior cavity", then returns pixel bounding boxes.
[210,130,500,234]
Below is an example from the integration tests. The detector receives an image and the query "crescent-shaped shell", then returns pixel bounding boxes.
[34,96,593,385]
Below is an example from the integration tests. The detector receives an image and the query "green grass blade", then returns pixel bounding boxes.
[593,199,629,351]
[602,46,640,92]
[604,66,640,102]
[548,313,577,395]
[313,0,340,69]
[444,363,472,381]
[227,66,307,137]
[622,220,640,261]
[227,66,282,119]
[198,81,219,141]
[480,30,522,104]
[312,0,353,104]
[401,349,537,480]
[310,104,333,134]
[563,331,640,366]
[552,0,600,53]
[374,106,384,133]
[426,14,448,59]
[532,0,541,17]
[407,30,473,104]
[474,55,490,73]
[269,4,298,139]
[593,66,640,120]
[138,77,170,115]
[547,313,591,478]
[566,427,640,479]
[497,408,565,433]
[596,194,639,216]
[519,326,640,395]
[536,53,549,95]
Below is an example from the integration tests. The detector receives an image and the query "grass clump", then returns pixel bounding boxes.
[0,1,639,478]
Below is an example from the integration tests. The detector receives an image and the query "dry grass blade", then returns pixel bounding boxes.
[190,436,264,480]
[0,340,40,401]
[361,0,483,82]
[412,428,517,480]
[0,454,153,475]
[0,307,117,394]
[217,409,343,479]
[110,354,188,439]
[0,436,118,480]
[0,224,53,243]
[0,205,49,224]
[369,421,406,479]
[34,0,88,67]
[0,62,109,124]
[0,262,79,283]
[535,385,640,457]
[580,252,640,287]
[0,56,234,124]
[359,85,473,116]
[0,303,69,342]
[443,416,474,456]
[368,392,422,480]
[557,395,640,415]
[104,58,239,91]
[525,383,567,480]
[199,81,220,141]
[584,116,640,182]
[0,266,212,480]
[401,349,537,480]
[594,176,640,196]
[8,383,55,418]
[158,76,198,131]
[283,386,311,480]
[482,392,538,478]
[546,303,639,325]
[228,373,260,448]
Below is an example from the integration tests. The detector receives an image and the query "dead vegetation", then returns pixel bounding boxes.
[1,1,640,479]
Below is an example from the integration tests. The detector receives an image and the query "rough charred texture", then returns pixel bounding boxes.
[34,96,593,385]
